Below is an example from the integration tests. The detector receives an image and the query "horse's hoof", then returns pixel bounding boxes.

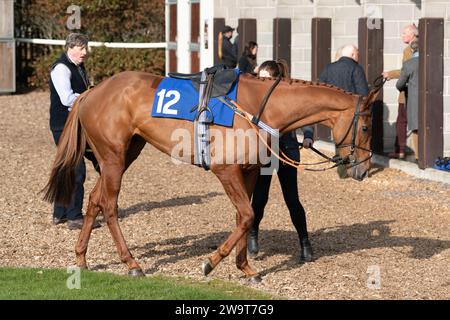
[299,240,314,263]
[201,261,214,276]
[249,274,262,283]
[128,268,145,277]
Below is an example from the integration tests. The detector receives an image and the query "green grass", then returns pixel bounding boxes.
[0,267,274,300]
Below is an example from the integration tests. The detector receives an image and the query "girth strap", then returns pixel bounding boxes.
[194,71,214,170]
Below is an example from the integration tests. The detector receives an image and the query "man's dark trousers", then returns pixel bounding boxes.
[51,130,86,221]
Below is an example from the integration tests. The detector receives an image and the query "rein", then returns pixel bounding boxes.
[225,94,372,171]
[276,76,387,170]
[221,75,387,171]
[296,95,372,171]
[251,76,282,126]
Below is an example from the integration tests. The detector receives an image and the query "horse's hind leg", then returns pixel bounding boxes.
[203,165,259,279]
[74,135,146,269]
[75,178,101,268]
[99,157,144,276]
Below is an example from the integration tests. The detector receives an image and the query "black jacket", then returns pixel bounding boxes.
[221,36,237,69]
[49,53,89,131]
[319,56,369,96]
[238,55,256,74]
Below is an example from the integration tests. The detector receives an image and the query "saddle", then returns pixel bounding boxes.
[168,65,238,171]
[168,65,238,98]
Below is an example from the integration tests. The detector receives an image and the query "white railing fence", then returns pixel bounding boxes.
[15,38,167,49]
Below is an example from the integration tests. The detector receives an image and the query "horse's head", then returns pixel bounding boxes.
[333,88,381,181]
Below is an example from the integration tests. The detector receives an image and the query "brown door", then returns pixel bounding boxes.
[237,19,257,59]
[191,2,200,73]
[358,17,384,154]
[418,18,444,169]
[168,3,177,73]
[273,18,291,73]
[311,18,332,142]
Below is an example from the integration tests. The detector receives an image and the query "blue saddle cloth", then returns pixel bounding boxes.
[151,74,238,127]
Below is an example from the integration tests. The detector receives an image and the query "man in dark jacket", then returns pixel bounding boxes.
[49,33,100,230]
[220,25,237,69]
[319,44,369,96]
[319,44,369,178]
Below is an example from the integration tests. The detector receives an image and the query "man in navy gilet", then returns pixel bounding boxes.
[49,33,100,230]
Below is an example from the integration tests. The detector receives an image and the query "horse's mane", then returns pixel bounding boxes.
[248,74,360,98]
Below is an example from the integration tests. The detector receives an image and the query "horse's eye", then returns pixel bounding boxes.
[362,126,368,132]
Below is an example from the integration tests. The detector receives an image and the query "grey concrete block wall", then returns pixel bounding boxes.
[279,2,314,80]
[212,0,450,156]
[316,0,361,63]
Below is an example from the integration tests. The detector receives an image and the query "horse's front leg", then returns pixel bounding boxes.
[204,165,260,281]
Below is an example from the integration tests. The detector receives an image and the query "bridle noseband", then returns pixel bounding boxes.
[332,95,373,169]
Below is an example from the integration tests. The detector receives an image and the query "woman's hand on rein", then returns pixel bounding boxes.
[303,138,313,149]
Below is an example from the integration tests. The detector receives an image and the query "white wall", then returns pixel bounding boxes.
[200,0,215,69]
[176,0,191,73]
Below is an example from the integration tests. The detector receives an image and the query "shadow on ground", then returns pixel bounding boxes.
[111,220,450,275]
[369,166,384,177]
[118,192,224,218]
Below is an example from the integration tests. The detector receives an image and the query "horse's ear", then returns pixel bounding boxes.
[362,88,382,111]
[362,75,386,111]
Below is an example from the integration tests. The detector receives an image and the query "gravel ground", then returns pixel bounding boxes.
[0,91,449,300]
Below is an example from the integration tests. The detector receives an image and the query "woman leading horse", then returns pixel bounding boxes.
[43,70,380,281]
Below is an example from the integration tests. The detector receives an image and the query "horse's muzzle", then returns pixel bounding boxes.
[352,165,369,181]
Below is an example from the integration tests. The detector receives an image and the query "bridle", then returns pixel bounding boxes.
[251,79,374,171]
[286,95,372,171]
[328,75,387,170]
[220,75,385,171]
[332,95,373,168]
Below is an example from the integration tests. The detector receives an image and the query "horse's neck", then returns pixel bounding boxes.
[263,85,356,134]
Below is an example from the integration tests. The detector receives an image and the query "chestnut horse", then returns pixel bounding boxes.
[43,71,380,281]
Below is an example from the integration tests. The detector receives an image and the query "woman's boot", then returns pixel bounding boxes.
[299,238,314,262]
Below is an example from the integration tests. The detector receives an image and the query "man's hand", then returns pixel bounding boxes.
[303,138,313,149]
[382,71,390,80]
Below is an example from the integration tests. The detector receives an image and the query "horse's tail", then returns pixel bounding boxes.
[42,91,90,206]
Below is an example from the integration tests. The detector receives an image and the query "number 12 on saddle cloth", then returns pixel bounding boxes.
[151,75,238,127]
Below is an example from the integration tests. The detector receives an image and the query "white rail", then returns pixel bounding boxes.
[15,38,167,49]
